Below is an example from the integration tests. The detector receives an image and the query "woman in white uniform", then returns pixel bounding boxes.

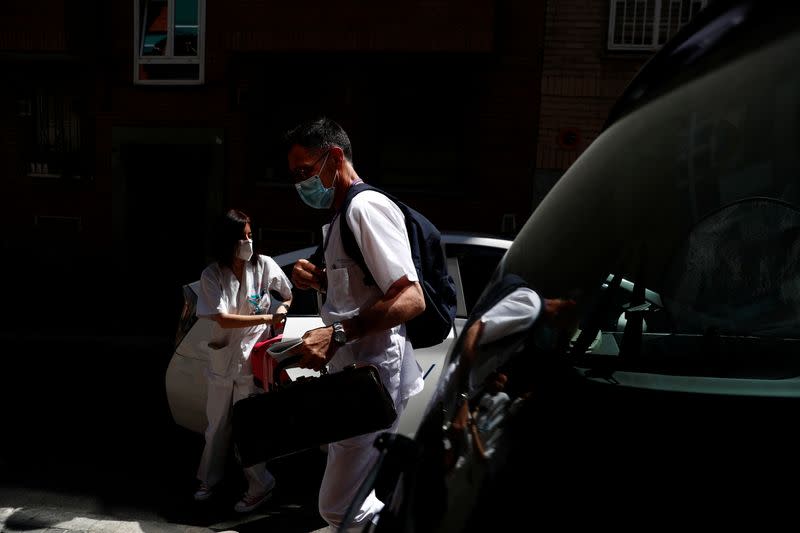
[193,209,293,513]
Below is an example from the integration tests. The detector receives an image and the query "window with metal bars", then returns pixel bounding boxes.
[20,90,89,180]
[608,0,708,51]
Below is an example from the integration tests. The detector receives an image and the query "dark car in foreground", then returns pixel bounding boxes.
[359,1,800,530]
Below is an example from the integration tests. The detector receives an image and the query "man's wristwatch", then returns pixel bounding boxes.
[332,321,347,346]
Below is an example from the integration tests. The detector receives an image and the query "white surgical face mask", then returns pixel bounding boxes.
[237,239,253,261]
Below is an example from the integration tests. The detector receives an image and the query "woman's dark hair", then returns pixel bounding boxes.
[284,117,353,162]
[211,209,257,269]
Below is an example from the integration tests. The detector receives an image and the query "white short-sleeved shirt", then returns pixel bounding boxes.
[197,255,293,377]
[477,287,542,345]
[468,287,542,391]
[321,190,423,403]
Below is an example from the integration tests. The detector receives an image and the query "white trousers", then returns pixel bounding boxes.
[318,399,406,530]
[197,372,270,494]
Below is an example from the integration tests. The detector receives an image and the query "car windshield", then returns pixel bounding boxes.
[494,22,800,378]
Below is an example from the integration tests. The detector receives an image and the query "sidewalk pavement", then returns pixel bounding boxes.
[1,505,330,533]
[0,479,327,533]
[0,506,227,533]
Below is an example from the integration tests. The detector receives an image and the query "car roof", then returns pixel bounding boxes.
[441,233,513,249]
[272,232,512,266]
[273,246,318,266]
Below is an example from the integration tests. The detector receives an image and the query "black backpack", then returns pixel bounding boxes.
[318,182,457,349]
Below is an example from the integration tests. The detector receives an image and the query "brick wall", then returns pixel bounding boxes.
[210,1,495,52]
[2,1,547,326]
[213,0,546,237]
[2,0,544,231]
[202,0,495,83]
[0,1,66,51]
[536,0,650,172]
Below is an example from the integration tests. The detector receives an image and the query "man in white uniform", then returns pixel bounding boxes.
[436,277,577,532]
[460,279,578,393]
[285,117,425,532]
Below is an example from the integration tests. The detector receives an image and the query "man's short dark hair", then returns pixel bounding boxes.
[285,117,353,162]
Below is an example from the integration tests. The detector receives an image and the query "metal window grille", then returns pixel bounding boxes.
[608,0,708,51]
[24,91,84,178]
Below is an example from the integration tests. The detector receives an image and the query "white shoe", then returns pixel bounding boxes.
[193,482,214,501]
[234,477,275,513]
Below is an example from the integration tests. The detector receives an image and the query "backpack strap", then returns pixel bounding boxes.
[309,181,373,269]
[336,182,388,288]
[310,182,384,286]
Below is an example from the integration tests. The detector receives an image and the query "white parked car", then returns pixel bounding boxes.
[165,233,513,438]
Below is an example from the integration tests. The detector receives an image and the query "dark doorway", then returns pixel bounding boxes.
[119,142,213,336]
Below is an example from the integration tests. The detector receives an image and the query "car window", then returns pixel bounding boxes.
[446,244,507,315]
[576,31,800,347]
[569,49,800,374]
[499,27,800,378]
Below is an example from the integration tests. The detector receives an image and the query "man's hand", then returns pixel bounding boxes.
[295,325,337,371]
[291,259,326,292]
[541,298,579,351]
[542,298,578,332]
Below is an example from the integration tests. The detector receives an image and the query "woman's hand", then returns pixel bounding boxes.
[271,312,287,328]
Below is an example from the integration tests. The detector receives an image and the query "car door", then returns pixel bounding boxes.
[445,240,512,336]
[396,237,510,436]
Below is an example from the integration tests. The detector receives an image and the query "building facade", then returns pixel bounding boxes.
[1,0,546,335]
[534,0,707,204]
[0,0,708,335]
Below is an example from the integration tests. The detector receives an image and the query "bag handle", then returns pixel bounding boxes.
[272,354,328,389]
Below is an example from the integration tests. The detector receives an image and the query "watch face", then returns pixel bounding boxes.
[333,323,346,345]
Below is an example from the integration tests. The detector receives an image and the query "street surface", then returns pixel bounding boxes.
[0,333,328,533]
